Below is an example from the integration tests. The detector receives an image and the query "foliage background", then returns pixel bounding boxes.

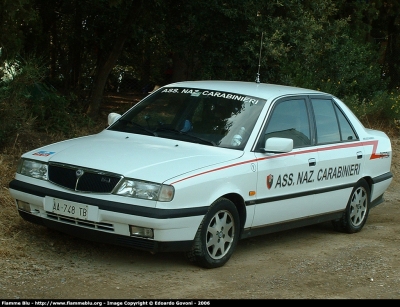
[1,0,400,147]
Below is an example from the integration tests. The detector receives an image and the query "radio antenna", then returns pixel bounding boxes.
[255,32,263,84]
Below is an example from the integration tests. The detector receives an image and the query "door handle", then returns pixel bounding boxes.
[309,158,316,166]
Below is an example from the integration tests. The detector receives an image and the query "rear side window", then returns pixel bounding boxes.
[311,98,357,144]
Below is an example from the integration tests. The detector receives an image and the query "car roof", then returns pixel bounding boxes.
[164,80,328,100]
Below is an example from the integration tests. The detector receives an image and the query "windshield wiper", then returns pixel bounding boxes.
[155,127,216,146]
[118,119,158,136]
[184,133,217,146]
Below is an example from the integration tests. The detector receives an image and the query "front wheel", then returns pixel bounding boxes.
[332,179,370,233]
[185,198,240,269]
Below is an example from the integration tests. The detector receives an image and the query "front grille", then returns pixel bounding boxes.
[46,211,114,231]
[48,163,122,193]
[48,165,76,189]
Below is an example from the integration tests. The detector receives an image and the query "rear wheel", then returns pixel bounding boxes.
[332,179,370,233]
[185,198,240,269]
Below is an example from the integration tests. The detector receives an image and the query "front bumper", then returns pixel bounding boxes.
[17,210,192,252]
[9,179,206,253]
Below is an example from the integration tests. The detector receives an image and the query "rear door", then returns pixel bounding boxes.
[310,96,362,213]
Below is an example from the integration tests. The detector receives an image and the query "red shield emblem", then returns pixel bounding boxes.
[266,174,273,190]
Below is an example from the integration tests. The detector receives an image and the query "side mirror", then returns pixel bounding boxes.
[264,137,293,153]
[107,112,121,126]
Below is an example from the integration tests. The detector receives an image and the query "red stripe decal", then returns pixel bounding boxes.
[171,140,382,185]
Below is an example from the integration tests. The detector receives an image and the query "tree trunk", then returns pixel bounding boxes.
[86,3,141,119]
[171,52,188,83]
[385,14,400,90]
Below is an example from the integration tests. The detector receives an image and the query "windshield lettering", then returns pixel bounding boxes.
[166,88,260,104]
[109,87,266,149]
[161,88,179,93]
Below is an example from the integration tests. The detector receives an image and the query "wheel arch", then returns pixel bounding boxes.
[220,193,247,236]
[361,176,373,200]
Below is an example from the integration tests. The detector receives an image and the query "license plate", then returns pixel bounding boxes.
[47,198,89,220]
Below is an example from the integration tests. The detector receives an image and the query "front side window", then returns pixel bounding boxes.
[262,98,311,148]
[108,87,266,149]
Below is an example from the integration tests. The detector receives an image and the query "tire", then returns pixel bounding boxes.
[332,179,370,233]
[185,198,240,269]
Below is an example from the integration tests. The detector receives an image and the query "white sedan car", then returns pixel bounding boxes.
[9,81,393,268]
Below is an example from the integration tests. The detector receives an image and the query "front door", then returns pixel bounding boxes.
[252,97,318,227]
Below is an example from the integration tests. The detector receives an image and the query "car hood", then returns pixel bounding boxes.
[23,130,243,182]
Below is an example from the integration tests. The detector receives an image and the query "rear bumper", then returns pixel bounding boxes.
[370,172,393,207]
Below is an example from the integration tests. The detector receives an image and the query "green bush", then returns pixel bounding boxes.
[27,82,77,134]
[0,56,92,148]
[345,90,400,130]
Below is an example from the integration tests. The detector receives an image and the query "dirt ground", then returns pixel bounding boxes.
[0,111,399,299]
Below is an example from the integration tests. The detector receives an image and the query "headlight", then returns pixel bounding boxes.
[17,159,48,180]
[115,179,174,202]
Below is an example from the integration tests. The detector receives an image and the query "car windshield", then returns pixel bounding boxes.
[108,87,266,149]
